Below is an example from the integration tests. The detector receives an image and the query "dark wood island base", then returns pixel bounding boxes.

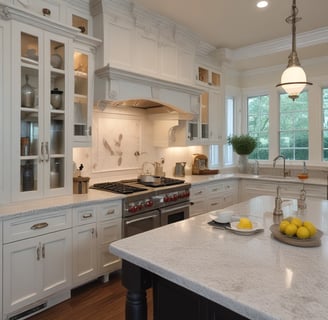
[122,260,249,320]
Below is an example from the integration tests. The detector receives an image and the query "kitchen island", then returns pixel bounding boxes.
[110,196,328,320]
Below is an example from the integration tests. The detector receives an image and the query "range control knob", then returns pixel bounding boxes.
[164,195,170,202]
[128,204,138,213]
[173,193,178,201]
[145,199,153,207]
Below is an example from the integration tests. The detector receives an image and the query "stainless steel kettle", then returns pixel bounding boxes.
[174,162,186,177]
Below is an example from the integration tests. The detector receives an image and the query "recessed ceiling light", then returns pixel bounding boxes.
[257,1,268,8]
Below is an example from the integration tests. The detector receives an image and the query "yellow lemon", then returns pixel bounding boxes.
[284,223,297,237]
[296,226,311,239]
[237,217,253,229]
[279,220,290,233]
[291,217,303,228]
[303,221,317,237]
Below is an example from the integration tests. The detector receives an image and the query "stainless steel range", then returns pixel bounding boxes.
[91,177,190,238]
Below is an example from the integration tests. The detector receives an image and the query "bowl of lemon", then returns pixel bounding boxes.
[270,217,323,247]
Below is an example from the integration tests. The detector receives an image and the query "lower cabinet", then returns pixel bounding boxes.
[190,179,238,216]
[3,228,72,318]
[239,179,327,202]
[72,200,122,287]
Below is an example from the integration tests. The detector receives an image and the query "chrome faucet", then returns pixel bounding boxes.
[273,155,289,177]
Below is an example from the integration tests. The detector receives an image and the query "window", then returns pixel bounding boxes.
[224,97,234,165]
[279,92,308,160]
[247,95,269,160]
[322,88,328,160]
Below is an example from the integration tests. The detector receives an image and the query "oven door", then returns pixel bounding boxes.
[160,202,190,226]
[123,210,161,238]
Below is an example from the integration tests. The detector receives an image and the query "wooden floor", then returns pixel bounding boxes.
[29,271,153,320]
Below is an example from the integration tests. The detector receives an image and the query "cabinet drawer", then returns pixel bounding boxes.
[3,209,72,243]
[97,201,122,222]
[208,183,224,195]
[190,185,206,198]
[73,206,97,226]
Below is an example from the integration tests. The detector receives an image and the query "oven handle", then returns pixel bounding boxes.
[160,203,190,214]
[126,214,159,225]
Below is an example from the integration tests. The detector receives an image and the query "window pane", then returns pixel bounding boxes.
[224,97,234,165]
[322,88,328,161]
[247,95,269,160]
[279,92,308,160]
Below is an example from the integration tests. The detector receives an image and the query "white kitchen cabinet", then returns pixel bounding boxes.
[72,206,98,286]
[72,41,99,147]
[11,21,73,201]
[239,179,327,202]
[3,209,72,319]
[196,65,221,89]
[190,179,238,217]
[96,201,122,278]
[72,200,122,286]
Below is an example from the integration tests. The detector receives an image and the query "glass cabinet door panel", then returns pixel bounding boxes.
[201,92,209,139]
[21,159,38,192]
[74,52,89,137]
[21,32,39,63]
[50,157,64,189]
[50,115,64,155]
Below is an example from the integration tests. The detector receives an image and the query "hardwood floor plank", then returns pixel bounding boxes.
[29,271,153,320]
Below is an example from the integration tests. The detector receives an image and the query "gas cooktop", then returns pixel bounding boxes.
[91,177,185,194]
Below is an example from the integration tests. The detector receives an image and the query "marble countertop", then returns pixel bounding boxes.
[184,173,328,186]
[0,189,124,219]
[110,196,328,320]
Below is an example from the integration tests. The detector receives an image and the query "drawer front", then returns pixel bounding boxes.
[3,209,72,243]
[73,206,97,226]
[97,201,122,222]
[190,185,206,198]
[208,183,224,195]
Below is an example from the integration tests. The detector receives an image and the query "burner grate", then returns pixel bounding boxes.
[91,182,147,194]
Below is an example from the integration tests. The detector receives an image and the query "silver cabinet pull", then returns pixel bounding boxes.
[40,142,45,162]
[82,213,93,219]
[31,222,49,230]
[44,141,49,162]
[37,243,41,260]
[42,244,45,258]
[195,191,203,195]
[106,209,115,215]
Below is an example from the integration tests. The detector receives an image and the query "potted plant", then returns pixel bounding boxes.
[227,134,257,173]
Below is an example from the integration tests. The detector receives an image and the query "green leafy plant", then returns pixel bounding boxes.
[227,134,257,155]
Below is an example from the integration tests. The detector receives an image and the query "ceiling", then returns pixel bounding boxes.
[132,0,328,70]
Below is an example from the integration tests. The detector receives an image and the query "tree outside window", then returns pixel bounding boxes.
[247,95,269,160]
[322,88,328,160]
[279,92,308,160]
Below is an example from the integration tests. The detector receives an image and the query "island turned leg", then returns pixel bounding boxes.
[121,260,152,320]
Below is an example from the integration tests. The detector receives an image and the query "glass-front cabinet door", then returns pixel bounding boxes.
[13,22,71,200]
[73,46,93,145]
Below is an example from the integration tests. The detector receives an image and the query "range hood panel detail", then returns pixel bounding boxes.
[94,65,202,120]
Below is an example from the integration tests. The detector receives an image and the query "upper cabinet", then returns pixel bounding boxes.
[0,3,100,202]
[12,22,72,200]
[196,65,221,89]
[72,43,97,147]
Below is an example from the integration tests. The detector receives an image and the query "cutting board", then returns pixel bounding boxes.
[270,224,323,247]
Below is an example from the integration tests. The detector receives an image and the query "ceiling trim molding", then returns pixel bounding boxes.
[230,26,328,62]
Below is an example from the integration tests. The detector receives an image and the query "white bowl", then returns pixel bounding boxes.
[209,210,233,223]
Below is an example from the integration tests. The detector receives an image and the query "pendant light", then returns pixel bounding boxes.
[276,0,312,100]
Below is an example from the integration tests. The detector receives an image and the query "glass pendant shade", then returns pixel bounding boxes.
[280,65,307,100]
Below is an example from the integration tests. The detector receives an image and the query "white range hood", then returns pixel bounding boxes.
[94,65,203,120]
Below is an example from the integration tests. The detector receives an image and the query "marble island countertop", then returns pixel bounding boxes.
[110,196,328,320]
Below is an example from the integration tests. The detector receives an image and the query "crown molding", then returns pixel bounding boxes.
[230,26,328,62]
